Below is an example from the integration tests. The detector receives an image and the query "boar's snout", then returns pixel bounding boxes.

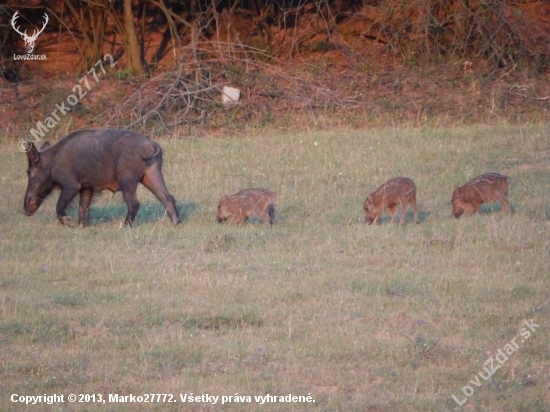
[217,200,231,223]
[452,204,463,218]
[24,195,39,216]
[364,204,375,224]
[451,199,462,218]
[24,189,52,216]
[364,213,375,224]
[217,209,229,223]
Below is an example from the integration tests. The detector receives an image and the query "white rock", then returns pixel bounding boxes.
[222,86,240,104]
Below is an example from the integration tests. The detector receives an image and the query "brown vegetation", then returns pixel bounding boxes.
[0,0,549,137]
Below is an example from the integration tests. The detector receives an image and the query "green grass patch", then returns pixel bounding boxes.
[0,123,548,411]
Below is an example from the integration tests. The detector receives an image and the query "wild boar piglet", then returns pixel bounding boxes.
[363,177,419,225]
[217,188,277,227]
[452,173,510,218]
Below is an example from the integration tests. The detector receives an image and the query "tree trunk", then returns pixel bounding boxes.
[123,0,144,77]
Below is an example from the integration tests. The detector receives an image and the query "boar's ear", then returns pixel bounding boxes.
[26,141,40,165]
[40,142,51,150]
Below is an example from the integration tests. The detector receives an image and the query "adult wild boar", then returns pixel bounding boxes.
[451,173,510,218]
[23,129,181,227]
[363,177,419,225]
[217,188,277,227]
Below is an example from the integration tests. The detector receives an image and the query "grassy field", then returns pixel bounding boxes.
[0,123,549,411]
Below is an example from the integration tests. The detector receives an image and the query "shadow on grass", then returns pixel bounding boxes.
[480,203,507,214]
[245,216,271,226]
[217,216,275,226]
[181,313,264,330]
[87,202,196,225]
[374,210,430,225]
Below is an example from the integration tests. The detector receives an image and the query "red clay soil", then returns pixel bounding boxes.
[2,1,549,138]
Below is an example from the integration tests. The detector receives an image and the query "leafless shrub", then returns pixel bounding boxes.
[358,0,549,68]
[99,38,367,134]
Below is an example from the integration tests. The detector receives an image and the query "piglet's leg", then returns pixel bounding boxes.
[388,204,397,224]
[497,194,510,213]
[410,196,419,224]
[399,201,408,225]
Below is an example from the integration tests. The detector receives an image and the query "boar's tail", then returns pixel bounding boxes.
[268,204,276,225]
[142,145,162,162]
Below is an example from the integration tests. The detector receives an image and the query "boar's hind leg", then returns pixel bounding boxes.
[78,189,94,226]
[260,207,273,227]
[268,204,276,226]
[399,201,409,225]
[140,168,181,226]
[120,179,140,227]
[56,185,80,225]
[409,196,420,224]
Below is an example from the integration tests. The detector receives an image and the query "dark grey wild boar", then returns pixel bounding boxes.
[217,188,277,227]
[23,129,181,227]
[452,173,510,218]
[363,177,419,225]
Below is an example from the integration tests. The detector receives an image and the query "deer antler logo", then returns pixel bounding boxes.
[11,11,49,54]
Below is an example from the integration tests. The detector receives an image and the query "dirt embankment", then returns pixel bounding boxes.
[2,0,549,138]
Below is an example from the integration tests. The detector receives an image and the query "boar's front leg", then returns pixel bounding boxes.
[388,204,397,224]
[399,201,409,225]
[496,193,510,213]
[78,188,94,226]
[230,210,246,225]
[410,196,420,224]
[56,185,80,226]
[461,203,476,218]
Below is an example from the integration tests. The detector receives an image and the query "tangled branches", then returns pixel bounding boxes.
[103,63,221,133]
[99,39,366,134]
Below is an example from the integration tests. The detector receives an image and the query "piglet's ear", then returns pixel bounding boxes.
[40,142,51,150]
[26,141,40,165]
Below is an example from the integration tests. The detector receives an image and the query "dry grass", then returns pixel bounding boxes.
[0,123,549,411]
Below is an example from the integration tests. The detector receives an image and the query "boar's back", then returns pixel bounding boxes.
[47,129,162,192]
